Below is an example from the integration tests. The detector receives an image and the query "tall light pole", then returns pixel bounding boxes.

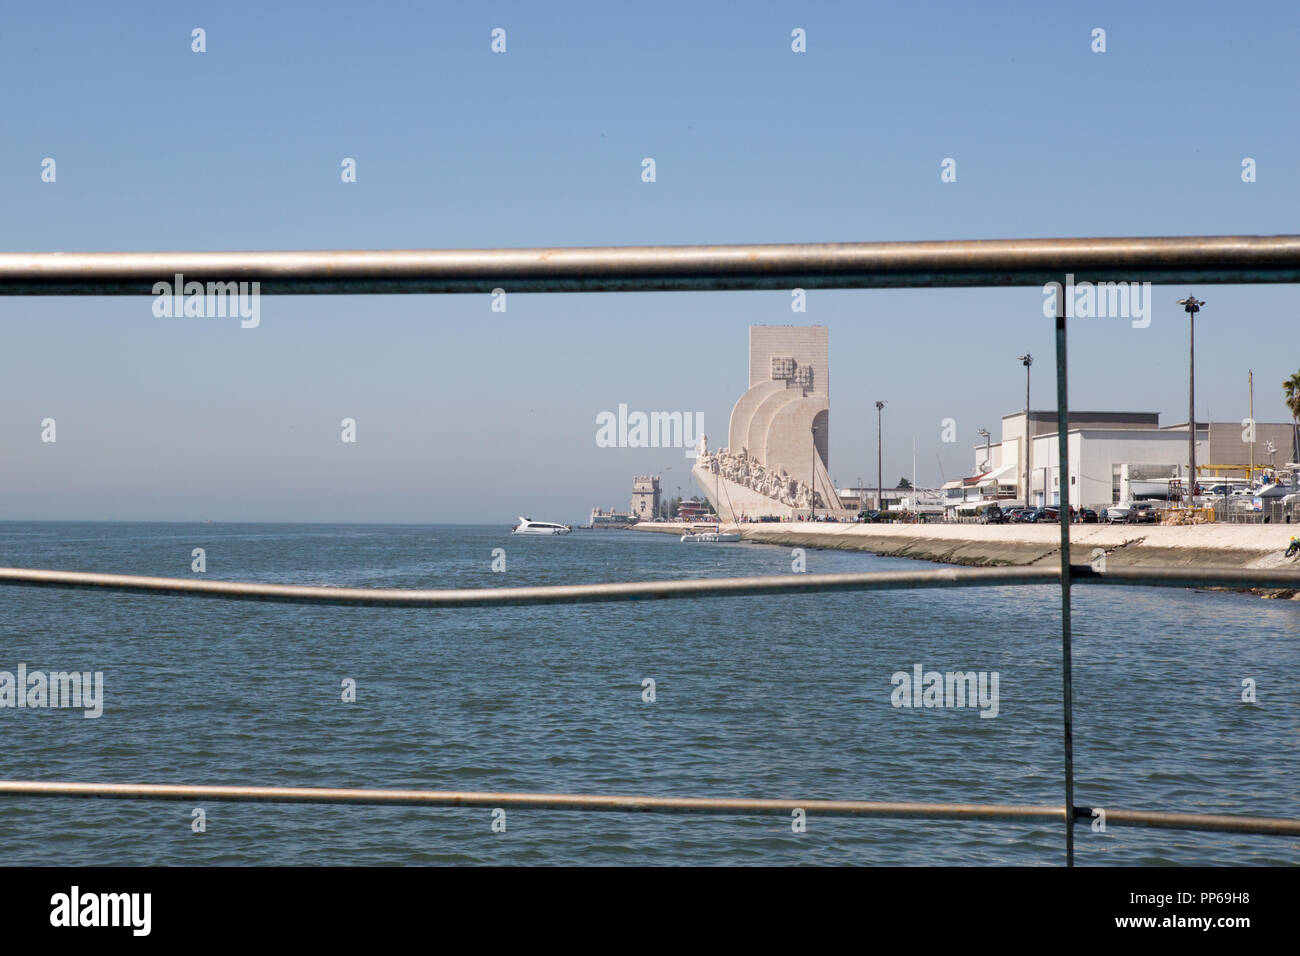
[1248,369,1255,484]
[977,427,991,472]
[876,401,886,515]
[1179,296,1204,508]
[1018,354,1032,506]
[810,424,819,519]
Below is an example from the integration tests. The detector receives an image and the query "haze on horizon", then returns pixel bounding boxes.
[2,1,1297,525]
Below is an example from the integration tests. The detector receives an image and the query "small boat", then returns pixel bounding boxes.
[680,524,741,543]
[511,516,572,536]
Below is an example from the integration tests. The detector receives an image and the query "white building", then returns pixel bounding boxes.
[837,486,941,513]
[1026,427,1191,510]
[974,410,1298,510]
[940,468,1019,518]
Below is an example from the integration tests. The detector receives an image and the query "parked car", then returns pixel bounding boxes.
[1044,506,1075,521]
[1106,502,1134,523]
[1129,501,1161,524]
[1078,508,1099,524]
[978,504,1007,524]
[1032,506,1078,523]
[1001,506,1028,522]
[1014,507,1040,523]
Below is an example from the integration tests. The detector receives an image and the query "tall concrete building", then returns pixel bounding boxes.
[692,326,839,520]
[630,475,661,520]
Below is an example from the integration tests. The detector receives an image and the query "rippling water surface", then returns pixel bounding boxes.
[1,522,1296,865]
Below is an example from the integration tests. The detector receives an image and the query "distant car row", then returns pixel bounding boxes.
[861,491,1299,525]
[987,502,1170,524]
[979,504,1101,524]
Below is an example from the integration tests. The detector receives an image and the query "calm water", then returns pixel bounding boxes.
[0,522,1296,866]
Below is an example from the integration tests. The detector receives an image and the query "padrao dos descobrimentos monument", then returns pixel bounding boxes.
[692,326,844,521]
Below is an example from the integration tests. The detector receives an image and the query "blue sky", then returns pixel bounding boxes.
[1,1,1297,522]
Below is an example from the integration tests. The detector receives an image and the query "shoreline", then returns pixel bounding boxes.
[631,521,1300,598]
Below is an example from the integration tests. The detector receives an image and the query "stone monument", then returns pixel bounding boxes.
[691,326,837,520]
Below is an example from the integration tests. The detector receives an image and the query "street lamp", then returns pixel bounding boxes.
[977,427,991,473]
[810,424,819,519]
[1178,295,1205,508]
[1017,354,1032,506]
[876,401,886,516]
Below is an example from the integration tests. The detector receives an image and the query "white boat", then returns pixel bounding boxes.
[511,516,572,535]
[680,524,741,543]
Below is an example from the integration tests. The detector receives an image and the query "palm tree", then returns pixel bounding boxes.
[1284,370,1300,464]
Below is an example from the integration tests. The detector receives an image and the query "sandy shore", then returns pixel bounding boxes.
[632,520,1300,595]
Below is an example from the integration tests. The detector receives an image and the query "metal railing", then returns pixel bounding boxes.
[2,781,1297,837]
[3,235,1300,294]
[2,562,1299,606]
[4,234,1300,866]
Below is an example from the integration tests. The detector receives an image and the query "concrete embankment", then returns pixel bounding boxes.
[632,521,1300,596]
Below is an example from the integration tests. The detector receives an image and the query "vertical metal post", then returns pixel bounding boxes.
[1179,296,1204,509]
[1054,287,1075,866]
[1026,362,1032,505]
[1018,354,1033,506]
[1189,311,1196,506]
[876,401,885,515]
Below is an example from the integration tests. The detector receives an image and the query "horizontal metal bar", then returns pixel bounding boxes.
[1073,806,1300,836]
[1070,565,1300,590]
[1,781,1294,837]
[1,564,1296,608]
[2,235,1299,295]
[0,780,1058,823]
[0,565,1060,607]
